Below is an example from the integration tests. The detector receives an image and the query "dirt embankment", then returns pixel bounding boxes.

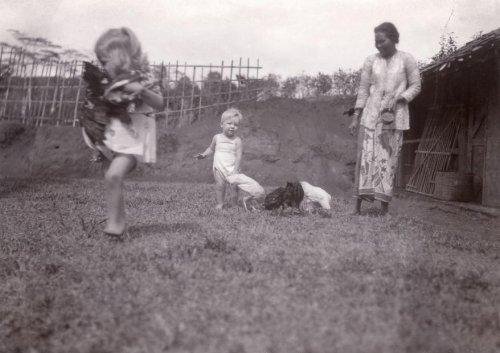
[0,97,357,195]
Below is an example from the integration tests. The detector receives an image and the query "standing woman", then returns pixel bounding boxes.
[350,22,421,215]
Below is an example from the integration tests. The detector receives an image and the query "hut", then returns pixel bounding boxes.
[399,28,500,207]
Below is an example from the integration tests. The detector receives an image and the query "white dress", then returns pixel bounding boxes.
[103,103,156,163]
[82,72,160,164]
[213,134,239,181]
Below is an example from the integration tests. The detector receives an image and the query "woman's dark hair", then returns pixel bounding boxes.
[374,22,399,44]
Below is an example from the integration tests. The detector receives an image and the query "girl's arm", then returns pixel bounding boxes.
[123,81,164,110]
[195,135,216,159]
[140,86,164,110]
[233,138,242,173]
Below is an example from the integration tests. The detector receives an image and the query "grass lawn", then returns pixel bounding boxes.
[0,178,499,353]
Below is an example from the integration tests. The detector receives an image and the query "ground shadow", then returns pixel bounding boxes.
[127,221,203,239]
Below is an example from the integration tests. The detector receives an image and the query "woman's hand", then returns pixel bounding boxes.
[395,94,408,104]
[194,153,206,160]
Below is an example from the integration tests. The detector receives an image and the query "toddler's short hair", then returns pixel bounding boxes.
[221,108,243,124]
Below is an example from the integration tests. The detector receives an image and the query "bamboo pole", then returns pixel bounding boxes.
[238,57,242,102]
[56,62,68,126]
[165,62,170,128]
[48,61,62,126]
[228,59,233,107]
[190,65,196,123]
[23,57,35,124]
[179,62,187,124]
[246,58,250,100]
[72,63,84,127]
[39,60,52,124]
[8,48,24,120]
[219,60,224,105]
[198,66,204,119]
[1,48,15,119]
[208,63,212,105]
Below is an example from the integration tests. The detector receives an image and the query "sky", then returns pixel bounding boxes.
[0,0,498,77]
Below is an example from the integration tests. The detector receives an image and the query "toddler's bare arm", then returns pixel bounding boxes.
[195,135,216,159]
[233,138,242,173]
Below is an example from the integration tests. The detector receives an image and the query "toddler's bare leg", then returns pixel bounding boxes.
[214,170,226,210]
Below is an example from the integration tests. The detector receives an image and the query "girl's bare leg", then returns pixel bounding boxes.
[104,154,136,235]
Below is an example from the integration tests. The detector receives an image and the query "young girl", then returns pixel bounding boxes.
[84,27,163,236]
[195,108,249,210]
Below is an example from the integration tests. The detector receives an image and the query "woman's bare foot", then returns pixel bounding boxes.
[350,198,362,215]
[380,201,389,215]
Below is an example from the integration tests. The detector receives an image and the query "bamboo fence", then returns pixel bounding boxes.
[0,46,264,128]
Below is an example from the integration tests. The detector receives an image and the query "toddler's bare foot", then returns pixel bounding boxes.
[104,220,126,236]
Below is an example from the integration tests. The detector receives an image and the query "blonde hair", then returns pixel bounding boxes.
[221,108,243,124]
[94,27,148,77]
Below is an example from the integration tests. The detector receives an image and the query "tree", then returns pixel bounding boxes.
[282,76,300,98]
[332,68,361,96]
[471,31,483,40]
[313,72,333,95]
[3,29,90,62]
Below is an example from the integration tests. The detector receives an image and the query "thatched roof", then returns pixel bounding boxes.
[422,28,500,75]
